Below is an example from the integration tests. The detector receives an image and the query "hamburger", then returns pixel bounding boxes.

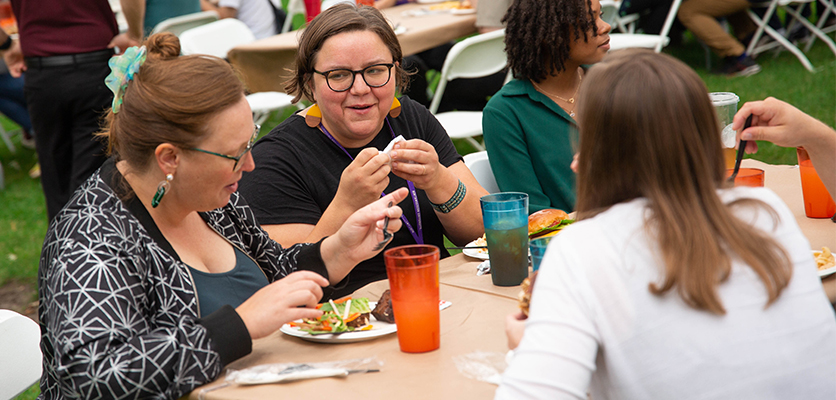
[528,209,573,239]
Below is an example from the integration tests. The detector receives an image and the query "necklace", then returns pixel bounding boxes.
[532,69,583,117]
[318,119,424,245]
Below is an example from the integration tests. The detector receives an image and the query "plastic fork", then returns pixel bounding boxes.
[727,114,753,183]
[373,201,394,251]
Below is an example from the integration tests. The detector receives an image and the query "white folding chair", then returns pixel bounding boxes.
[746,0,836,72]
[463,151,499,194]
[151,10,220,37]
[282,0,308,33]
[179,19,302,124]
[605,0,683,52]
[803,0,836,52]
[0,310,42,400]
[0,124,15,155]
[428,29,507,151]
[179,18,257,58]
[600,0,640,33]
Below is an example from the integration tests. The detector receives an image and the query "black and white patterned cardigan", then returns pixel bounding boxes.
[38,159,330,399]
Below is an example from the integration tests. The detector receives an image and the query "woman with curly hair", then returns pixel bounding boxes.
[482,0,610,213]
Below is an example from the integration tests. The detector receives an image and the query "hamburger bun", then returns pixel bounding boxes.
[518,272,538,317]
[528,209,570,239]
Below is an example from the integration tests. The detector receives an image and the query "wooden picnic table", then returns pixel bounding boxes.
[740,159,836,301]
[190,254,515,400]
[227,3,478,93]
[189,158,834,399]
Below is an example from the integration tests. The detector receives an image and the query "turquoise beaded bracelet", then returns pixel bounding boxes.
[430,179,466,214]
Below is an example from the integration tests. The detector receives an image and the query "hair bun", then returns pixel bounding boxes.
[144,32,181,60]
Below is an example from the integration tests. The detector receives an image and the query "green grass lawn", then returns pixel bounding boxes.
[2,33,834,400]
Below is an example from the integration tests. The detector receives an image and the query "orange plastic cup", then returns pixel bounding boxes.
[726,168,765,187]
[384,245,440,353]
[797,147,836,218]
[356,0,375,6]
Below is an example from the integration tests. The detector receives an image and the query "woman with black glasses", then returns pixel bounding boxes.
[239,3,488,298]
[38,32,406,399]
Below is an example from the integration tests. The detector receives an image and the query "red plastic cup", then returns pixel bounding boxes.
[303,0,321,23]
[725,168,765,187]
[797,147,836,218]
[356,0,375,6]
[384,245,440,353]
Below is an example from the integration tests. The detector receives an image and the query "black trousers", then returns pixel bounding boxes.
[24,59,112,221]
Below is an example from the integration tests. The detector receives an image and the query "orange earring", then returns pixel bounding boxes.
[305,103,322,127]
[389,97,401,118]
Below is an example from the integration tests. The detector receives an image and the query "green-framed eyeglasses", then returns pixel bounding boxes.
[189,124,260,172]
[313,63,395,92]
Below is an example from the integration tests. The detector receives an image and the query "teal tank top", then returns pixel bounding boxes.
[189,247,270,317]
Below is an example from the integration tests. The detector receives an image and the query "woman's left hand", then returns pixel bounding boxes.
[389,139,445,190]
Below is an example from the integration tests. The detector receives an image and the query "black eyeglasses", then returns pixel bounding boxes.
[313,63,395,92]
[189,124,260,172]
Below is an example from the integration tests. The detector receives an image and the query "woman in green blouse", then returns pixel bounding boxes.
[482,0,611,213]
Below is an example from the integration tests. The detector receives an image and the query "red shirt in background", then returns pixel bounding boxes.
[10,0,118,57]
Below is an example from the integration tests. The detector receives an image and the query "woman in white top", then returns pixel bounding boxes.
[497,49,836,400]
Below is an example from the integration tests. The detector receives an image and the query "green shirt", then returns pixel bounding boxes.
[482,79,578,214]
[144,0,201,34]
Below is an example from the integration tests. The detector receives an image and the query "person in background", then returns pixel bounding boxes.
[373,0,505,112]
[201,0,285,39]
[121,0,200,36]
[0,59,33,148]
[482,0,611,214]
[617,0,685,45]
[1,0,140,221]
[39,32,405,399]
[498,49,836,399]
[238,4,487,299]
[677,0,761,76]
[734,97,836,200]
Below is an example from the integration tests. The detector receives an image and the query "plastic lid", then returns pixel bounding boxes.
[709,92,739,107]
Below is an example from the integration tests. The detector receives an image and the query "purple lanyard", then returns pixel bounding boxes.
[318,118,424,245]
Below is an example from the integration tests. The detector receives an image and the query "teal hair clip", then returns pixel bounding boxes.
[105,46,147,114]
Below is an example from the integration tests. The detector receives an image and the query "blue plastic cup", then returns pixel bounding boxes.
[529,236,553,273]
[480,192,529,286]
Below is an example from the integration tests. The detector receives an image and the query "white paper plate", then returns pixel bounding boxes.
[280,302,397,344]
[462,239,489,260]
[416,0,448,3]
[815,250,836,277]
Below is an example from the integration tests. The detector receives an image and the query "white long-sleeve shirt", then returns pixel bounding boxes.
[497,187,836,400]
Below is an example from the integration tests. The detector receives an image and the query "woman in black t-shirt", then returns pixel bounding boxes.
[239,4,488,298]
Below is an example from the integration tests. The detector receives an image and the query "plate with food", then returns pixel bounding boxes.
[814,247,836,277]
[416,0,448,3]
[463,235,489,260]
[426,1,468,11]
[464,209,574,260]
[280,297,397,344]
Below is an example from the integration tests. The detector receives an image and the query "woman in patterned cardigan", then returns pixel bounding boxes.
[37,32,406,399]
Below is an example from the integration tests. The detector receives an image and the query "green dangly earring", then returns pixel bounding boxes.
[151,173,173,208]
